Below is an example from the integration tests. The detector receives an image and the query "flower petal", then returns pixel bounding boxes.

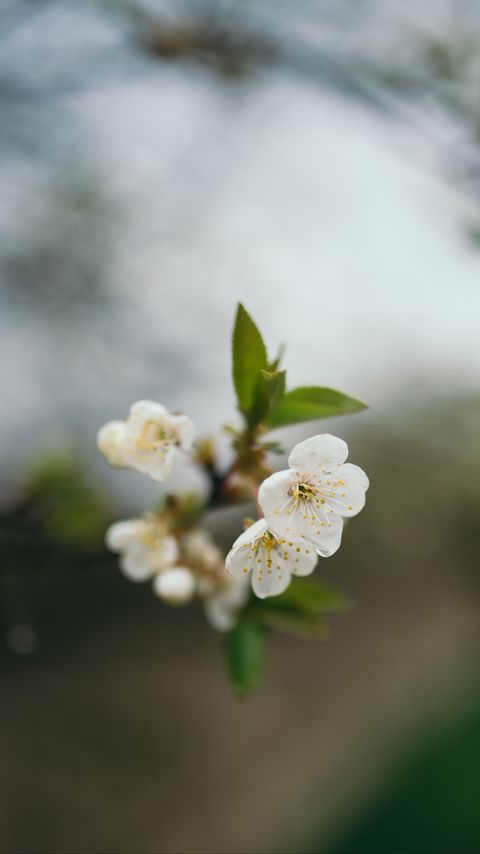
[226,519,269,579]
[152,567,196,605]
[126,446,176,482]
[128,400,169,429]
[267,500,343,555]
[120,548,155,581]
[172,414,196,450]
[288,542,318,576]
[226,541,257,579]
[231,518,269,551]
[251,557,291,599]
[105,519,143,552]
[312,513,344,556]
[97,420,129,467]
[204,578,249,632]
[147,535,179,571]
[288,434,348,473]
[258,469,294,524]
[319,463,369,517]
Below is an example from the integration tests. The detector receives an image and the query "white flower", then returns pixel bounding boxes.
[97,400,195,482]
[106,517,178,581]
[258,434,369,555]
[181,529,223,574]
[203,575,250,632]
[152,567,196,605]
[226,518,318,599]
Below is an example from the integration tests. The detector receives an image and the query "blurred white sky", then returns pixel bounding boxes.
[1,1,480,499]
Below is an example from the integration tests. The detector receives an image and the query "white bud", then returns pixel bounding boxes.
[97,421,129,467]
[152,568,196,606]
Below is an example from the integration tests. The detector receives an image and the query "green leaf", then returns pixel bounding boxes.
[246,577,349,640]
[268,386,367,428]
[224,620,266,698]
[268,341,286,372]
[250,368,287,426]
[278,576,350,614]
[254,607,328,639]
[231,303,268,416]
[261,369,286,409]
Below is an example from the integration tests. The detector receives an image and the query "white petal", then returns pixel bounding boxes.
[105,518,144,552]
[204,597,236,632]
[225,519,269,579]
[251,558,291,599]
[288,434,348,473]
[182,529,212,555]
[319,463,369,517]
[258,470,294,525]
[172,414,195,450]
[182,529,222,571]
[97,420,129,467]
[226,541,257,579]
[126,445,176,482]
[250,539,293,599]
[147,535,179,571]
[288,542,318,576]
[268,504,344,556]
[128,400,169,429]
[313,514,344,556]
[204,578,249,632]
[337,462,369,489]
[119,550,155,582]
[152,567,196,605]
[228,518,269,553]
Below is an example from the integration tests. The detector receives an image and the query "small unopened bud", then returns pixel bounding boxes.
[152,567,196,605]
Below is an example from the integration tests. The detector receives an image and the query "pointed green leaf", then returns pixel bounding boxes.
[231,304,268,415]
[268,341,286,372]
[268,386,367,428]
[224,620,266,698]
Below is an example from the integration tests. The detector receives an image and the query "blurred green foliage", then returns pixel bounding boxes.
[25,454,111,548]
[318,692,480,854]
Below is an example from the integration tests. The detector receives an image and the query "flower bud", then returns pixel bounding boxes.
[152,567,196,605]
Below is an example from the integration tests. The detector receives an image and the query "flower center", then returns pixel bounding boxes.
[139,517,168,549]
[137,421,177,451]
[288,478,317,505]
[252,529,280,552]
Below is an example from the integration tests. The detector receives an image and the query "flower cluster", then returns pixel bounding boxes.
[106,511,248,629]
[96,305,369,696]
[226,434,369,598]
[97,401,368,628]
[98,400,248,632]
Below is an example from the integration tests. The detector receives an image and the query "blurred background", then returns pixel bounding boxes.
[1,1,480,852]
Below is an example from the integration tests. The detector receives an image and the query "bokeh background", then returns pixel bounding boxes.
[2,1,480,852]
